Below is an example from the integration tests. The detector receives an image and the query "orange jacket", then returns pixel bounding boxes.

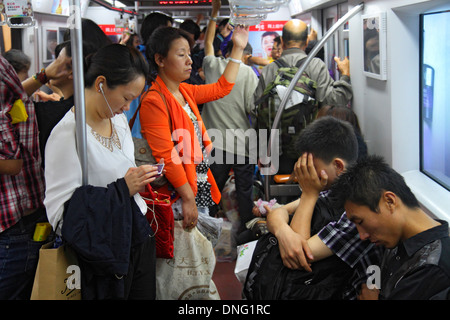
[139,75,234,204]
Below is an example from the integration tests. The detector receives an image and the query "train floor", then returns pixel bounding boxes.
[212,260,243,300]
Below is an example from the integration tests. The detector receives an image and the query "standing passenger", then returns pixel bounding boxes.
[34,41,74,164]
[139,25,248,298]
[270,36,283,62]
[35,19,113,165]
[0,56,46,300]
[201,0,259,244]
[254,19,353,174]
[3,49,31,81]
[126,11,173,138]
[44,44,158,299]
[139,25,249,230]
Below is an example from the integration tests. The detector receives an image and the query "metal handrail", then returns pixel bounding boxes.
[70,0,88,185]
[264,2,365,199]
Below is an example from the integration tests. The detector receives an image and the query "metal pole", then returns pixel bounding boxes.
[134,1,139,33]
[264,2,365,199]
[69,0,88,185]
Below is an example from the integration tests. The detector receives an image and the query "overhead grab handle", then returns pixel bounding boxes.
[6,16,36,28]
[3,0,36,28]
[229,0,291,26]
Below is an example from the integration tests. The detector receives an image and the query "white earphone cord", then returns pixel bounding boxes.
[99,83,137,167]
[100,84,158,230]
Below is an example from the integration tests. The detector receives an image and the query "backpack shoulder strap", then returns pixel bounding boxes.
[254,58,296,106]
[274,59,289,68]
[295,56,308,68]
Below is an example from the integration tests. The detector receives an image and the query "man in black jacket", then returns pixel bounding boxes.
[330,155,450,300]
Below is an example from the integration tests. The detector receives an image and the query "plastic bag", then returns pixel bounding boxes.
[197,209,223,248]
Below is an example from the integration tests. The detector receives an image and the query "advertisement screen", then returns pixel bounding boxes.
[248,21,286,60]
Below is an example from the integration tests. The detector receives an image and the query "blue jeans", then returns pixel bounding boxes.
[0,208,47,300]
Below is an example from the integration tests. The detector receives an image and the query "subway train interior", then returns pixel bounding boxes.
[1,0,449,302]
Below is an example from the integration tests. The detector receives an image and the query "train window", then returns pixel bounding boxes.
[420,10,450,191]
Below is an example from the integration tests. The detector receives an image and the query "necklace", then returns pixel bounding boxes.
[170,89,186,106]
[90,124,122,152]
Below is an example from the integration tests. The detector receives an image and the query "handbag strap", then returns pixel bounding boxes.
[129,84,172,132]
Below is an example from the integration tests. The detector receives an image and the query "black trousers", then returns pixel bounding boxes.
[123,235,156,300]
[209,149,255,232]
[80,235,156,300]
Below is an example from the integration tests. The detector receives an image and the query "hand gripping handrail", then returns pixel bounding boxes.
[264,2,365,199]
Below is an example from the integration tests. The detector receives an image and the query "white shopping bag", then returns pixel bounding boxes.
[234,240,258,284]
[156,220,220,300]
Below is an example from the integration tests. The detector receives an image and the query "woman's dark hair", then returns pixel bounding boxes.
[84,44,148,89]
[320,105,363,136]
[54,41,69,58]
[140,12,173,46]
[305,39,324,61]
[179,19,201,41]
[64,18,112,57]
[274,36,281,46]
[226,40,253,57]
[3,49,30,74]
[146,26,193,81]
[317,105,368,161]
[125,33,140,47]
[218,18,229,29]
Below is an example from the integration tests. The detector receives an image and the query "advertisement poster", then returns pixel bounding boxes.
[4,0,33,17]
[248,20,286,60]
[51,0,69,15]
[98,24,124,43]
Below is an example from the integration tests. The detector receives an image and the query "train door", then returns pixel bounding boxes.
[0,4,24,55]
[322,2,349,81]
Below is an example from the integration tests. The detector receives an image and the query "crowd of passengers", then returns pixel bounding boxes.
[1,0,448,300]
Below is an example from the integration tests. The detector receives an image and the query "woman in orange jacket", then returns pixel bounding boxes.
[140,25,249,230]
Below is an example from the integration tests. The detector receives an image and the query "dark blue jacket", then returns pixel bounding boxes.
[62,178,151,299]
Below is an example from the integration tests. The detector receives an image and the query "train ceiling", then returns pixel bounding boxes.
[93,0,232,21]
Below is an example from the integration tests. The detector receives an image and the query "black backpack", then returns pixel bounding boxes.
[255,58,319,162]
[243,196,353,300]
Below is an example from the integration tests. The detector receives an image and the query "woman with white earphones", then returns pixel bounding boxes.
[44,44,159,299]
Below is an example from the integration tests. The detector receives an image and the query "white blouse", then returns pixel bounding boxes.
[44,109,147,231]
